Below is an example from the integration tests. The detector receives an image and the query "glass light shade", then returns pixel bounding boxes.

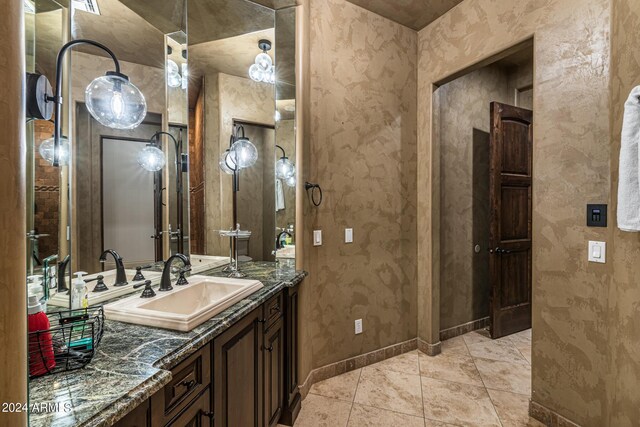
[249,64,265,82]
[137,145,166,172]
[276,157,295,179]
[167,59,182,88]
[229,138,258,169]
[268,66,276,84]
[218,150,236,175]
[39,136,70,166]
[255,52,273,71]
[285,174,296,187]
[85,74,147,130]
[181,63,188,90]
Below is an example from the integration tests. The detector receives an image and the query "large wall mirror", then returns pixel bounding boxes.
[26,0,298,308]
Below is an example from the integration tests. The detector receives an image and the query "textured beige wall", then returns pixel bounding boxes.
[437,64,512,331]
[608,0,640,425]
[301,0,417,374]
[418,0,612,425]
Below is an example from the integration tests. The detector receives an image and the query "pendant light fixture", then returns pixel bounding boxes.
[39,135,70,166]
[249,40,275,84]
[219,125,258,174]
[275,145,295,180]
[26,39,147,166]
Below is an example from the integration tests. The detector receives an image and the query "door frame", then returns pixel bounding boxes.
[428,39,536,343]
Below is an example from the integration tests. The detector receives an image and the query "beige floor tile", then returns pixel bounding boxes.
[487,389,545,427]
[310,369,362,401]
[474,357,532,395]
[515,343,532,364]
[421,377,502,427]
[294,394,352,427]
[418,351,484,387]
[347,404,425,427]
[508,329,532,346]
[354,367,424,417]
[370,351,420,375]
[468,340,528,364]
[440,336,469,355]
[461,330,510,347]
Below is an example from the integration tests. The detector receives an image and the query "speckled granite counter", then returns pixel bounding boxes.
[29,261,306,427]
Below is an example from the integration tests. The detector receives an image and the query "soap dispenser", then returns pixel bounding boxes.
[28,294,55,376]
[72,272,89,309]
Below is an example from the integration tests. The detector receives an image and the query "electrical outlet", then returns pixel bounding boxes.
[355,319,363,335]
[313,230,322,246]
[345,228,353,243]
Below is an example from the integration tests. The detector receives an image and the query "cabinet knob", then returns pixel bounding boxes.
[258,318,267,324]
[266,345,274,352]
[270,305,281,313]
[201,410,215,419]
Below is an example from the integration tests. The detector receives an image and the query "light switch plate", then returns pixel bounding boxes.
[355,319,363,334]
[588,241,606,263]
[313,230,322,246]
[345,228,353,243]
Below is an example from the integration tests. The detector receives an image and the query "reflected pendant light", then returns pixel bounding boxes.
[249,40,275,85]
[275,145,295,179]
[137,144,166,172]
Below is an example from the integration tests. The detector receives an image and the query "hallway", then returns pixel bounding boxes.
[290,329,541,427]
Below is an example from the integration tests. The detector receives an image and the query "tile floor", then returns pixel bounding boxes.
[288,328,544,427]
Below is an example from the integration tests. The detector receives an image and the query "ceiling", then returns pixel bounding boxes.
[345,0,464,30]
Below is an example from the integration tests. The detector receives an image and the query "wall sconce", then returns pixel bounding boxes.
[26,39,147,167]
[275,144,295,181]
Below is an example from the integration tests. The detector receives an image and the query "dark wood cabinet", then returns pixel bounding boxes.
[263,317,284,427]
[114,398,150,427]
[166,388,212,427]
[114,283,303,427]
[212,307,263,427]
[280,284,301,425]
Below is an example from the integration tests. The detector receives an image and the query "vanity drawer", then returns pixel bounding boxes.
[263,292,283,330]
[154,344,211,425]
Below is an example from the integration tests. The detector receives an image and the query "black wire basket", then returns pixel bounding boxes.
[28,306,105,379]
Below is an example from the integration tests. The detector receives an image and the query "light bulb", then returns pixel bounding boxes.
[111,91,124,119]
[255,52,272,71]
[85,73,147,130]
[276,157,295,179]
[229,138,258,169]
[137,145,166,172]
[167,59,182,88]
[275,111,281,122]
[285,174,296,187]
[181,63,188,90]
[39,136,70,166]
[249,64,265,82]
[218,150,236,175]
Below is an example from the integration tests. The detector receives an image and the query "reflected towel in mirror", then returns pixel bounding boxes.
[276,179,285,211]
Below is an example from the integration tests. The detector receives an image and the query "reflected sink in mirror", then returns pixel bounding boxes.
[275,245,295,259]
[48,269,162,308]
[188,255,229,274]
[104,275,264,331]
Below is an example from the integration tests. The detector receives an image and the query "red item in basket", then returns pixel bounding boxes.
[28,295,56,376]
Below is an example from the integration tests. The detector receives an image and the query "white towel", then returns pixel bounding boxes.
[276,179,285,211]
[618,86,640,231]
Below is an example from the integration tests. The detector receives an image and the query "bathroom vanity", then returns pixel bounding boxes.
[29,262,305,427]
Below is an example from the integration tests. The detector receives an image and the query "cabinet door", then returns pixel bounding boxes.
[167,388,212,427]
[280,284,301,425]
[263,318,284,427]
[113,399,149,427]
[213,307,263,427]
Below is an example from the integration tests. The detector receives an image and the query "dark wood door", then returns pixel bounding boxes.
[167,388,213,427]
[263,318,284,427]
[489,102,533,339]
[213,307,263,427]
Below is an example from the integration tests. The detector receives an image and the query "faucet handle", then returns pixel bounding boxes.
[86,275,109,292]
[133,265,153,282]
[176,268,189,286]
[133,280,156,298]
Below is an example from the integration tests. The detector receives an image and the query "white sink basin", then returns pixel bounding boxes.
[103,275,264,331]
[49,269,162,308]
[188,254,229,274]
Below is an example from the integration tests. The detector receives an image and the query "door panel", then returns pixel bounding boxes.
[490,102,533,339]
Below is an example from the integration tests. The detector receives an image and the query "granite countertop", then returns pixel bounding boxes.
[29,260,307,427]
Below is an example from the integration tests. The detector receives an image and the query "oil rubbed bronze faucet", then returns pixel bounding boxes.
[99,249,128,286]
[159,253,191,292]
